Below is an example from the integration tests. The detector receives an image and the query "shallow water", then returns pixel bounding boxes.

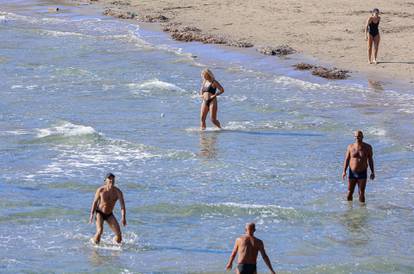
[1,0,414,273]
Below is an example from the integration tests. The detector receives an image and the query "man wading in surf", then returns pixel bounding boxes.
[226,223,276,274]
[89,173,126,244]
[342,130,375,203]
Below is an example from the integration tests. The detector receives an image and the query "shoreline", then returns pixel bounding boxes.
[58,0,414,88]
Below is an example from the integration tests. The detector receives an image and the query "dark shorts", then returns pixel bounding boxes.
[349,168,367,180]
[237,264,257,274]
[95,209,113,221]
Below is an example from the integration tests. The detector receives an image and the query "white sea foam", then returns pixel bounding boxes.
[218,202,295,211]
[36,121,96,138]
[0,11,65,24]
[367,127,387,137]
[38,29,88,38]
[128,79,186,94]
[224,120,295,131]
[273,75,367,94]
[109,29,153,49]
[1,130,30,136]
[32,121,194,178]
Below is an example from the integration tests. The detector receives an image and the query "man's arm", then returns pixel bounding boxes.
[342,145,351,180]
[118,189,127,226]
[89,188,101,223]
[225,238,238,271]
[368,145,375,180]
[259,241,276,274]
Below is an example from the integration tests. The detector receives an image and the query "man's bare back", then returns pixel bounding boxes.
[226,223,276,274]
[236,235,262,264]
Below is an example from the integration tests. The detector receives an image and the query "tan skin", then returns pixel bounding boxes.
[365,12,381,64]
[89,176,126,244]
[342,131,375,203]
[200,72,224,130]
[226,224,276,274]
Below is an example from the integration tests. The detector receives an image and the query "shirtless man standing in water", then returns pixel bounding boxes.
[226,223,276,274]
[89,173,126,244]
[342,130,375,203]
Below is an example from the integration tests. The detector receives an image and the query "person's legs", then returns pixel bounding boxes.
[367,35,374,64]
[357,179,367,203]
[347,179,357,201]
[107,215,122,244]
[92,213,104,244]
[373,35,380,63]
[200,102,209,130]
[210,99,221,128]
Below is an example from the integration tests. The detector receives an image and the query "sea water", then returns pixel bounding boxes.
[1,0,414,273]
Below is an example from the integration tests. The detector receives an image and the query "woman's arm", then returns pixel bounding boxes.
[211,80,224,98]
[365,17,371,40]
[199,80,205,97]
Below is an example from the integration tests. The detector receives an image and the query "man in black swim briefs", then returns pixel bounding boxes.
[226,223,276,274]
[89,173,127,244]
[342,130,375,203]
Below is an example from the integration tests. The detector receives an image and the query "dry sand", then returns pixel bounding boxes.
[65,0,414,85]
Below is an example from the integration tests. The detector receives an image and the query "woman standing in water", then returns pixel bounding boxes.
[365,8,381,64]
[199,69,224,130]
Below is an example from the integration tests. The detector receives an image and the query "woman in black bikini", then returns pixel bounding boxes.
[365,8,381,64]
[199,69,224,130]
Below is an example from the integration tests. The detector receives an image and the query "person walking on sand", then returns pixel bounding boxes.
[199,68,224,130]
[342,130,375,203]
[89,173,126,244]
[365,8,381,64]
[226,223,276,274]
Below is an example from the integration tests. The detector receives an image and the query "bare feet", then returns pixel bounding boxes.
[90,237,99,245]
[368,60,372,64]
[373,59,378,64]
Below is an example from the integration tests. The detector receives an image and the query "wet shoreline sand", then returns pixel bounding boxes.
[57,0,414,86]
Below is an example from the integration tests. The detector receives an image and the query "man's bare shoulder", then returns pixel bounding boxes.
[362,142,373,150]
[114,186,123,194]
[96,186,105,192]
[254,237,263,244]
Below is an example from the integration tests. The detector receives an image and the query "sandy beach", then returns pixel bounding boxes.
[64,0,414,85]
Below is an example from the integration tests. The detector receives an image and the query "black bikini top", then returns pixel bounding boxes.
[202,80,217,95]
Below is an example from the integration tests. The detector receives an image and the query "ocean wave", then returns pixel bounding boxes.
[0,129,30,136]
[132,202,300,220]
[36,121,97,139]
[0,11,66,24]
[273,75,368,94]
[127,78,186,94]
[28,121,195,178]
[225,120,294,131]
[108,29,153,49]
[0,208,83,224]
[367,127,387,137]
[37,29,88,38]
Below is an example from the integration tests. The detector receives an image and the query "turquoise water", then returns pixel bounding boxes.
[1,0,414,273]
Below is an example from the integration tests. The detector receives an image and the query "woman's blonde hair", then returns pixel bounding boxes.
[201,68,215,81]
